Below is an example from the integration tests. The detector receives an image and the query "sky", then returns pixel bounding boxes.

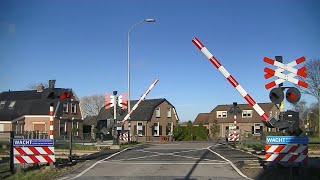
[1,0,320,122]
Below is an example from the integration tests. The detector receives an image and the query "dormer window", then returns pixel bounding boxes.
[8,101,16,109]
[0,101,5,109]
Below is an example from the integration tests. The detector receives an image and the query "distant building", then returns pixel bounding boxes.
[96,98,179,142]
[193,102,279,138]
[0,80,83,139]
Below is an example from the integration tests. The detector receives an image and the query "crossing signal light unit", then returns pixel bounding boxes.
[286,87,301,104]
[42,89,73,100]
[110,95,116,108]
[118,93,128,109]
[60,91,73,100]
[269,87,284,104]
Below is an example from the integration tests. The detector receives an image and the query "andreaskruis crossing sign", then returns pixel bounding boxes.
[263,56,308,89]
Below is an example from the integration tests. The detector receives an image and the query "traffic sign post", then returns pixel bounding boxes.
[264,56,308,135]
[264,56,308,89]
[265,136,308,166]
[12,139,55,165]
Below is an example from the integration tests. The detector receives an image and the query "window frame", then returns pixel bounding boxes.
[167,108,172,118]
[155,107,161,118]
[71,103,77,114]
[217,111,227,118]
[8,101,16,109]
[253,123,262,134]
[0,101,5,109]
[137,122,144,136]
[242,110,253,118]
[63,103,69,113]
[153,122,159,136]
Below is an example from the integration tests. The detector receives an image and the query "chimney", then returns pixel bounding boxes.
[49,80,56,89]
[37,83,44,92]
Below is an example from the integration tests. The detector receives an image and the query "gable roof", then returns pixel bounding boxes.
[97,98,172,121]
[0,88,76,121]
[208,102,277,124]
[193,113,209,125]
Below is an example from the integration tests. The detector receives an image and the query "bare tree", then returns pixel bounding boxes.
[292,100,308,127]
[80,94,105,118]
[297,59,320,100]
[27,82,49,90]
[296,58,320,134]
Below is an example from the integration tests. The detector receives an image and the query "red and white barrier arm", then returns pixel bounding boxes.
[192,37,268,121]
[121,79,159,123]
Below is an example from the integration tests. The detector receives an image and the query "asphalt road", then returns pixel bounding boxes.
[62,142,257,180]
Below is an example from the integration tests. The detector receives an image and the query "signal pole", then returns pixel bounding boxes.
[112,91,118,145]
[275,56,284,124]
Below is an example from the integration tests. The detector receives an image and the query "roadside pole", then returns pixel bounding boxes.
[112,91,118,145]
[49,105,55,168]
[10,131,14,174]
[233,102,237,147]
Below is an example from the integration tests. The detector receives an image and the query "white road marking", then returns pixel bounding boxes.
[68,148,128,179]
[105,162,229,165]
[116,154,161,161]
[207,146,252,180]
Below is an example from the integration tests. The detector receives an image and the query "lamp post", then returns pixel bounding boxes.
[127,18,155,143]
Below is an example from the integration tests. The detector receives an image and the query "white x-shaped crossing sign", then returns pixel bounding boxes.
[264,56,308,89]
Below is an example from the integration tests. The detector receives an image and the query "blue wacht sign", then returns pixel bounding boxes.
[13,139,54,147]
[266,136,308,145]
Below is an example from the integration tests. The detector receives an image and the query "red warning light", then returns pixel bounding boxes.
[60,92,72,100]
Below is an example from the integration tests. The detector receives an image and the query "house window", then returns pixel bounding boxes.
[166,122,173,135]
[217,111,227,118]
[63,103,68,113]
[73,121,79,136]
[71,103,77,113]
[242,110,253,118]
[33,122,46,131]
[275,111,278,119]
[8,101,16,109]
[0,101,5,109]
[269,111,272,118]
[167,108,172,118]
[137,122,145,136]
[155,107,160,118]
[59,120,66,136]
[153,122,159,136]
[252,123,262,134]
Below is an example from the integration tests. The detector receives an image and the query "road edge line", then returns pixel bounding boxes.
[69,148,129,179]
[207,146,252,180]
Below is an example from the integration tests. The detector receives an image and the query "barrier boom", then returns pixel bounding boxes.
[120,79,159,123]
[192,37,268,121]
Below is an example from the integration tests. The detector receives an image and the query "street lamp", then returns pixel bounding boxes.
[127,18,155,142]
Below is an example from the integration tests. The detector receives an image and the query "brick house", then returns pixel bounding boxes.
[96,98,179,142]
[0,80,83,139]
[194,102,279,138]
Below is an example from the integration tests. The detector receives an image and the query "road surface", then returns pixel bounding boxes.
[63,142,257,180]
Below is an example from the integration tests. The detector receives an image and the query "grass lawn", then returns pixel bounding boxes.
[55,144,98,151]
